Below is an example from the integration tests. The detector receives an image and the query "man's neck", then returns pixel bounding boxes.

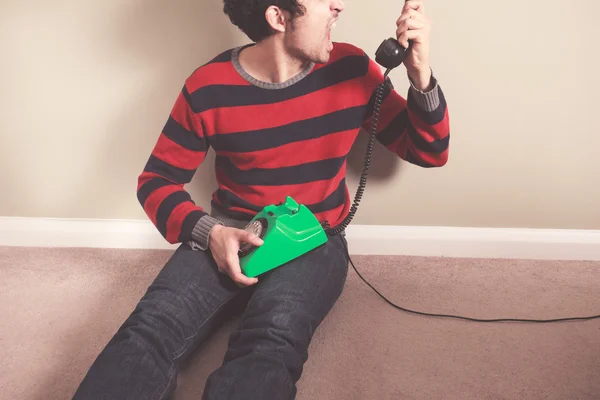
[238,38,311,84]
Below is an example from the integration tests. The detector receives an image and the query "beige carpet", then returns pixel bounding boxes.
[1,246,599,400]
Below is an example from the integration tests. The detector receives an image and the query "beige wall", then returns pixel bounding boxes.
[1,0,599,229]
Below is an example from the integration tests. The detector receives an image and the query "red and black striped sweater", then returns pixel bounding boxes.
[137,42,450,250]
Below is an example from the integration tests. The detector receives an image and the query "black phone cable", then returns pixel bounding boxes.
[325,69,392,236]
[325,67,600,324]
[338,235,600,324]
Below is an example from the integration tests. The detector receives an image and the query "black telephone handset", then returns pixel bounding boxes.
[375,38,409,71]
[324,38,409,236]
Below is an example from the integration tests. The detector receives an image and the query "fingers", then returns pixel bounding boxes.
[211,227,262,287]
[396,19,427,47]
[397,28,426,48]
[225,254,258,287]
[396,8,427,27]
[403,0,425,13]
[236,229,264,247]
[395,4,430,48]
[396,13,426,33]
[227,229,261,286]
[396,1,424,26]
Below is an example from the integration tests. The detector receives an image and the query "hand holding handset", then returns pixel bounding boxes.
[235,38,410,278]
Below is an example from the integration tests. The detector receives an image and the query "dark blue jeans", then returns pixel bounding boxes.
[73,234,349,400]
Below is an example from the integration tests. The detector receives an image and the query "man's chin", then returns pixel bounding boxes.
[312,50,331,64]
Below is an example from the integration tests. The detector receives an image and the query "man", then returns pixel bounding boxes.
[73,0,449,398]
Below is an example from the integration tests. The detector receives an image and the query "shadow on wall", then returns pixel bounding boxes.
[69,0,244,217]
[346,128,402,184]
[117,0,245,210]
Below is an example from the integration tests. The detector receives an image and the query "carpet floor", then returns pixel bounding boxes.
[1,246,599,399]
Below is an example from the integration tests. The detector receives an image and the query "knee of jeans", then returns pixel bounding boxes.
[116,298,208,373]
[246,308,314,356]
[118,291,197,349]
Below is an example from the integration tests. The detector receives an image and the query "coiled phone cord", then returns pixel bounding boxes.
[324,69,600,324]
[324,69,391,236]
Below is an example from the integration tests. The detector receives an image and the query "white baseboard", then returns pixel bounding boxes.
[0,217,179,250]
[1,217,599,261]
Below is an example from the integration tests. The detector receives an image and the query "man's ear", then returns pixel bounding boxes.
[265,6,288,34]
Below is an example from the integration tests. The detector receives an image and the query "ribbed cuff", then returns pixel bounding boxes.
[408,68,440,112]
[188,215,224,251]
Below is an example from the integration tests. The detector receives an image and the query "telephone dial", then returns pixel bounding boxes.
[239,38,409,278]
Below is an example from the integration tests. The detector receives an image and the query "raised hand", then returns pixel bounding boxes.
[395,0,433,90]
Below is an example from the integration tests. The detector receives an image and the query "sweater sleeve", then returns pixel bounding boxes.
[362,55,450,167]
[136,83,222,249]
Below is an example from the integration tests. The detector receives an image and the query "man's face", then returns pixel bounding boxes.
[283,0,344,64]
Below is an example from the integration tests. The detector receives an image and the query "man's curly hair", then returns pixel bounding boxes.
[223,0,306,42]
